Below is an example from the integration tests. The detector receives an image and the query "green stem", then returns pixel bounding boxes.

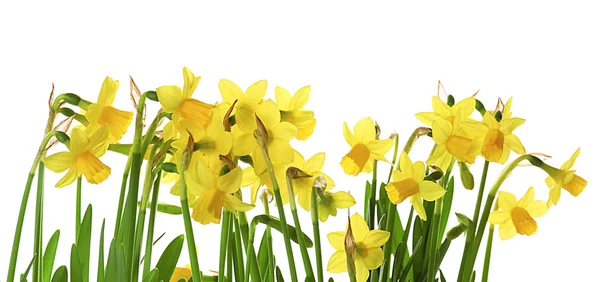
[311,186,324,282]
[286,171,315,280]
[262,193,274,281]
[142,170,162,276]
[33,162,45,282]
[462,155,539,279]
[76,177,82,239]
[243,216,263,282]
[219,211,232,282]
[179,173,203,282]
[386,133,400,183]
[369,160,378,230]
[481,225,494,282]
[113,153,132,239]
[6,128,58,282]
[233,217,245,282]
[426,200,442,282]
[256,129,298,282]
[390,208,414,282]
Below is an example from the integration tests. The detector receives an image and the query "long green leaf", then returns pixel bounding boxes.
[438,177,454,245]
[142,268,159,282]
[257,231,270,278]
[104,239,117,282]
[43,230,60,282]
[411,217,424,281]
[275,266,284,282]
[155,235,184,282]
[77,205,93,282]
[399,238,423,282]
[70,244,83,282]
[254,215,314,247]
[116,244,128,282]
[98,219,106,282]
[50,265,68,282]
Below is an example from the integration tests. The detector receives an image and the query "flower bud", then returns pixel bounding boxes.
[424,170,443,182]
[159,162,178,174]
[446,223,468,240]
[459,162,474,190]
[223,100,238,132]
[475,99,486,117]
[494,111,503,122]
[157,202,183,215]
[180,132,194,173]
[344,217,357,279]
[145,90,159,102]
[455,212,474,228]
[447,94,455,107]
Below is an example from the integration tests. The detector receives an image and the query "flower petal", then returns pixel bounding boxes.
[182,67,200,99]
[363,230,390,247]
[488,211,511,225]
[411,195,427,221]
[328,231,346,251]
[500,118,525,134]
[452,97,476,116]
[497,191,517,210]
[274,86,292,111]
[231,132,256,156]
[418,181,446,201]
[562,148,580,170]
[223,194,254,212]
[415,112,438,126]
[256,99,281,129]
[504,134,525,155]
[517,187,535,207]
[498,221,517,240]
[366,139,394,160]
[361,247,385,270]
[460,120,488,138]
[326,250,347,273]
[432,96,451,118]
[412,161,425,182]
[219,79,244,104]
[271,122,298,141]
[304,152,325,173]
[331,191,356,208]
[156,86,184,113]
[245,80,267,105]
[398,152,413,177]
[217,167,243,194]
[69,127,88,155]
[354,117,376,144]
[343,122,357,146]
[526,200,548,218]
[97,77,118,106]
[355,262,370,282]
[44,152,74,173]
[350,213,369,242]
[432,119,452,144]
[291,85,310,110]
[55,167,80,188]
[268,139,294,165]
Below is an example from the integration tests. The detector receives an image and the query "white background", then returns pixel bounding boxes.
[1,2,599,282]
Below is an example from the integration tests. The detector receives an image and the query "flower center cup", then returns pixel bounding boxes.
[511,207,537,236]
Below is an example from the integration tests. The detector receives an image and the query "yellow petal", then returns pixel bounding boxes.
[156,86,184,113]
[297,188,312,211]
[497,191,517,210]
[415,112,438,126]
[398,152,413,177]
[217,167,243,194]
[75,152,111,184]
[460,120,488,138]
[418,181,446,201]
[219,79,244,104]
[274,86,292,111]
[97,76,118,106]
[498,221,517,240]
[504,134,525,155]
[182,67,200,99]
[361,247,385,269]
[503,97,513,118]
[231,132,256,156]
[271,122,298,141]
[499,118,525,134]
[69,128,88,155]
[446,135,474,163]
[516,187,535,208]
[432,96,451,118]
[55,167,80,188]
[191,189,223,225]
[96,106,133,143]
[296,118,316,141]
[170,266,192,282]
[291,85,310,110]
[223,194,254,212]
[331,191,356,208]
[89,125,110,157]
[268,139,294,164]
[561,148,581,170]
[355,262,370,282]
[412,161,425,182]
[548,186,562,206]
[362,230,390,247]
[343,122,357,146]
[525,200,548,218]
[488,211,510,225]
[44,152,74,173]
[327,231,346,251]
[432,119,452,144]
[563,174,587,196]
[256,100,281,129]
[366,139,394,160]
[191,159,215,190]
[354,117,376,144]
[245,80,267,105]
[411,195,427,221]
[452,97,476,117]
[305,152,326,173]
[326,250,347,273]
[350,213,369,242]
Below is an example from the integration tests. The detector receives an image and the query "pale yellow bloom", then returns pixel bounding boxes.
[461,112,526,163]
[415,96,476,126]
[84,77,133,143]
[290,150,335,211]
[45,126,111,187]
[327,213,390,282]
[340,117,394,176]
[218,79,267,133]
[489,187,548,240]
[241,147,290,205]
[275,85,316,140]
[428,110,481,166]
[545,148,588,206]
[386,152,446,220]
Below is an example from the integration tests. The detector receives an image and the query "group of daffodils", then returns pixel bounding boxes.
[42,68,588,282]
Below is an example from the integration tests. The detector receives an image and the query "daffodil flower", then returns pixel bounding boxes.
[218,79,267,133]
[185,159,253,224]
[316,189,356,222]
[386,152,446,220]
[488,187,548,240]
[84,77,133,143]
[340,117,394,176]
[170,265,192,282]
[45,125,111,187]
[275,85,316,140]
[157,67,215,128]
[415,96,476,126]
[327,213,390,282]
[545,148,588,206]
[461,112,526,163]
[429,110,481,166]
[242,147,290,205]
[289,151,336,211]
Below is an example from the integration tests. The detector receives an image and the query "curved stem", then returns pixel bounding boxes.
[219,211,231,282]
[286,172,315,280]
[33,162,45,282]
[179,173,203,282]
[481,225,494,282]
[311,186,324,282]
[113,153,132,239]
[76,177,82,239]
[142,170,162,276]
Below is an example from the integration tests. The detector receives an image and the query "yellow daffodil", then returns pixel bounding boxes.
[242,148,290,205]
[185,159,253,224]
[386,152,446,220]
[45,125,111,187]
[170,265,192,282]
[84,77,133,143]
[415,96,476,126]
[218,79,267,133]
[488,187,548,240]
[428,111,481,166]
[157,67,215,127]
[544,148,588,206]
[461,112,526,163]
[316,189,356,222]
[275,85,316,140]
[290,151,335,211]
[340,117,394,176]
[233,100,298,164]
[327,213,390,282]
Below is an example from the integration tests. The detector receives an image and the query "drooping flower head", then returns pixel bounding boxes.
[157,67,215,128]
[185,158,253,224]
[327,213,390,282]
[386,152,446,220]
[84,77,133,143]
[275,85,316,140]
[461,111,526,163]
[45,125,111,187]
[340,117,394,176]
[488,187,548,240]
[544,148,588,206]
